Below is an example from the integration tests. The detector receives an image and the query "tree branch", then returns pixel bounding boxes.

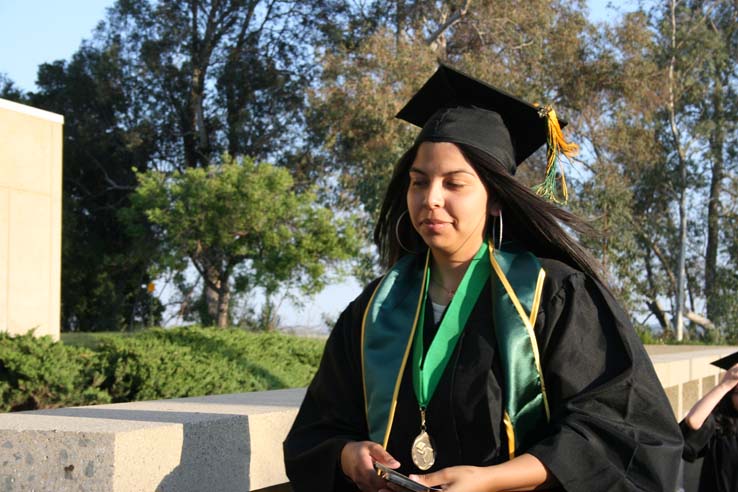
[646,299,671,331]
[425,0,471,46]
[189,250,220,293]
[684,311,716,332]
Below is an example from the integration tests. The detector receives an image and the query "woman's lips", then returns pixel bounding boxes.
[421,219,451,233]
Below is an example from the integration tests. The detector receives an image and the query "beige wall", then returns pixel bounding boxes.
[0,98,63,340]
[647,345,738,418]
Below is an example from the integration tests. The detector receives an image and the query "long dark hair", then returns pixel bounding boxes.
[373,142,607,286]
[714,391,738,437]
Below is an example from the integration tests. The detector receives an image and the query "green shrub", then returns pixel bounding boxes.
[95,332,261,401]
[143,328,324,389]
[0,332,110,412]
[1,327,325,411]
[634,325,661,345]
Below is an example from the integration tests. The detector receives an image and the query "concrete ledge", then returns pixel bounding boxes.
[0,389,305,491]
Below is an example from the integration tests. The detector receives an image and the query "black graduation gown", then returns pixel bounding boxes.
[283,257,683,491]
[681,415,738,492]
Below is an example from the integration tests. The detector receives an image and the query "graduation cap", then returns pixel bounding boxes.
[710,350,738,370]
[396,63,579,203]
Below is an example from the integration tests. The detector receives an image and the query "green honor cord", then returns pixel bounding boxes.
[412,242,491,409]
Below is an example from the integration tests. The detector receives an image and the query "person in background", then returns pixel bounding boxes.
[283,64,683,492]
[681,352,738,492]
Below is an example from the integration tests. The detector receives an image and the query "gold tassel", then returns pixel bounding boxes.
[533,106,578,204]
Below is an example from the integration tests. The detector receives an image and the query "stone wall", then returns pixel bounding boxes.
[0,98,63,340]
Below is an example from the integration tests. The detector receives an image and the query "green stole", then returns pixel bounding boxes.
[361,241,549,458]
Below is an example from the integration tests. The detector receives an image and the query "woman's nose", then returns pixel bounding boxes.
[424,182,443,208]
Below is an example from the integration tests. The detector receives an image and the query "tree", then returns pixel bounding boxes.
[0,74,25,102]
[307,0,594,279]
[125,155,358,328]
[97,0,323,169]
[644,0,737,339]
[29,45,161,331]
[719,175,738,343]
[24,0,339,329]
[573,1,738,340]
[689,0,738,330]
[91,0,334,320]
[307,0,738,342]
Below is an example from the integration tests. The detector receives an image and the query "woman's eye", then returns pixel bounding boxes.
[410,179,427,187]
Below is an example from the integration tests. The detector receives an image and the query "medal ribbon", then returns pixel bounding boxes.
[362,241,548,454]
[411,242,490,408]
[489,245,549,455]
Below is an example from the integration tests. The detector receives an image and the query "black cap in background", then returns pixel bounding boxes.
[710,350,738,370]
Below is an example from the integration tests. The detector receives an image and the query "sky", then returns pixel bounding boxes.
[0,0,626,330]
[1,0,625,92]
[0,1,114,91]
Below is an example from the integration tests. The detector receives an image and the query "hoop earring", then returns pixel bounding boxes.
[491,210,503,251]
[395,210,420,254]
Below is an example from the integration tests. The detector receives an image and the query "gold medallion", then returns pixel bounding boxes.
[411,430,436,470]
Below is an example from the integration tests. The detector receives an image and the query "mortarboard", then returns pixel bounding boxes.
[396,63,578,203]
[710,350,738,371]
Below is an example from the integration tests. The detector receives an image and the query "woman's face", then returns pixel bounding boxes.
[407,142,491,263]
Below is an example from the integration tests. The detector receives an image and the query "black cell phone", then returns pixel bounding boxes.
[373,461,443,492]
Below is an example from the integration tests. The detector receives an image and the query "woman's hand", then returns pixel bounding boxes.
[685,360,738,430]
[401,465,494,492]
[387,454,555,492]
[340,441,400,492]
